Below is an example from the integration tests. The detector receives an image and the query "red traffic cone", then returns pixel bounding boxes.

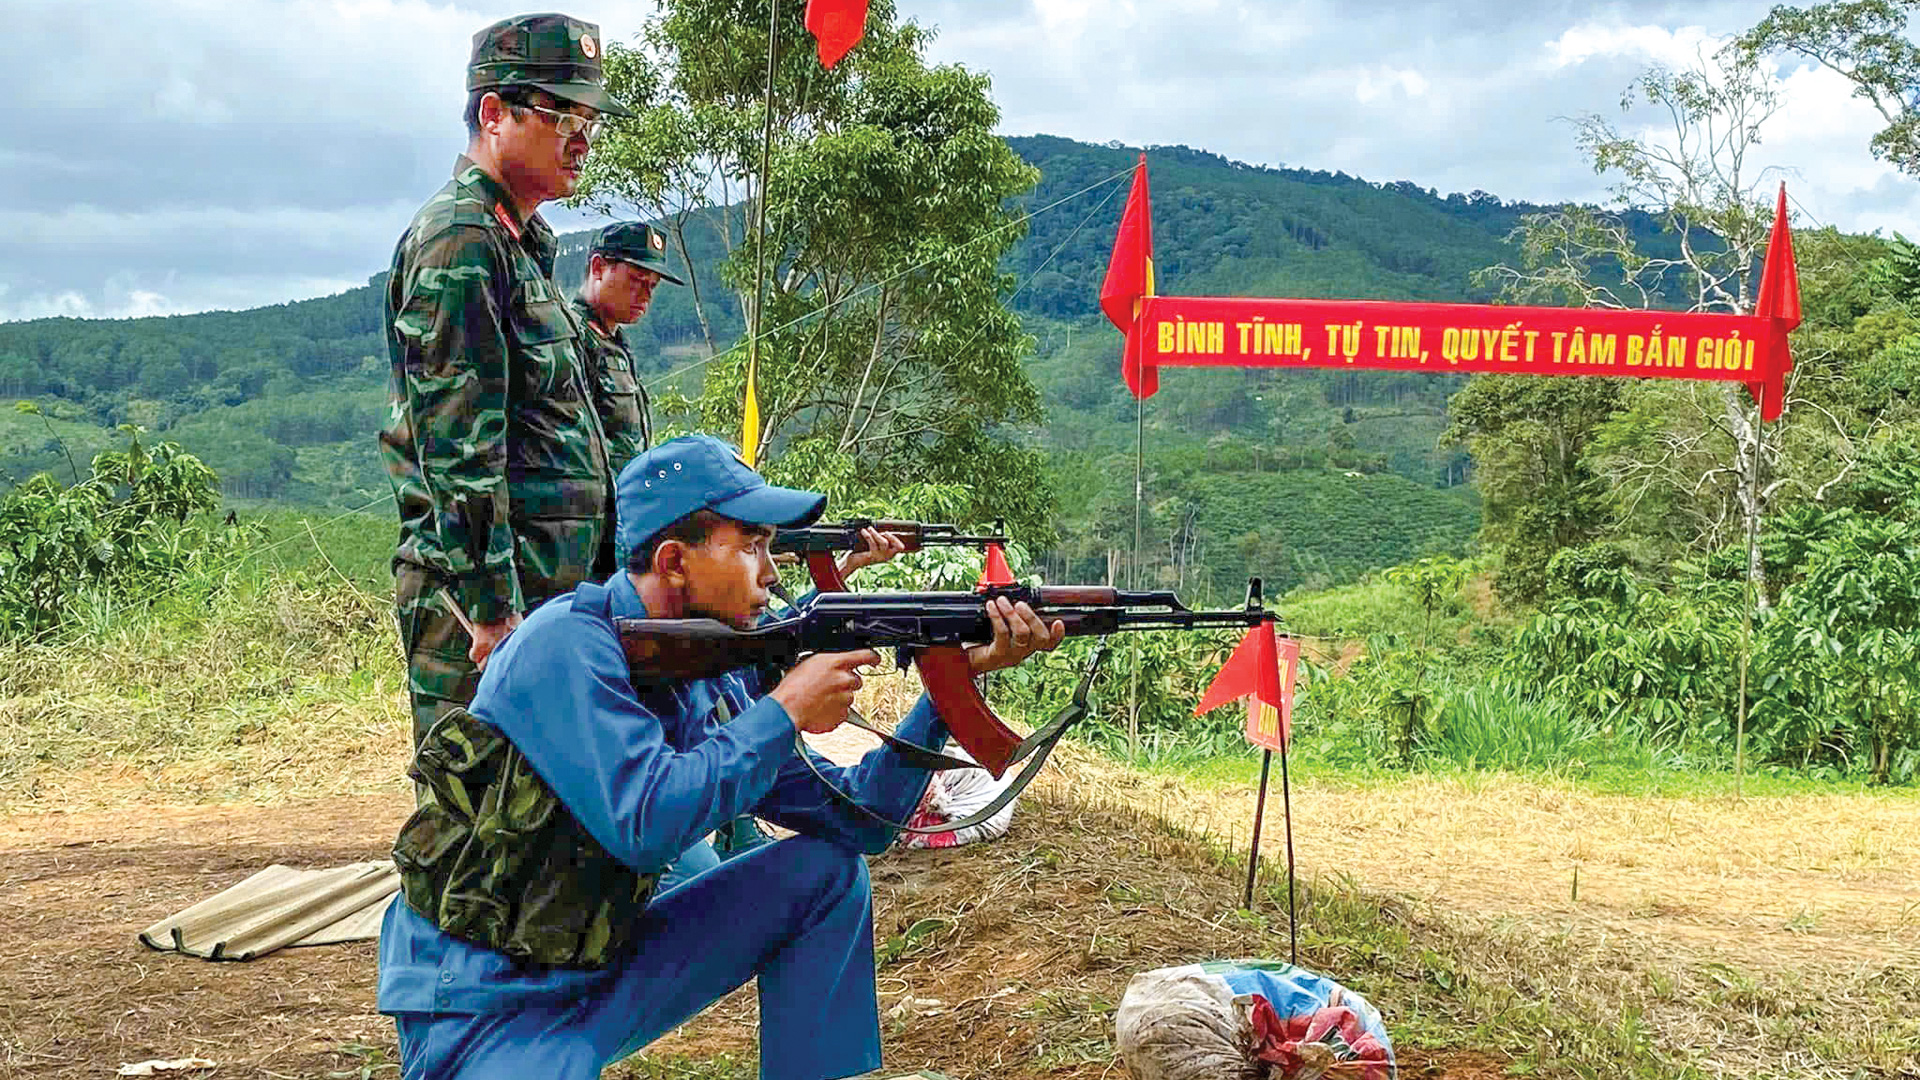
[976,543,1016,588]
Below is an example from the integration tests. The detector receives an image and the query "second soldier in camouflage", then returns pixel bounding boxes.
[572,221,685,576]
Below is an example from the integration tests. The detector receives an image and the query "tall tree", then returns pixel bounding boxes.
[1738,0,1920,176]
[1444,377,1623,602]
[575,0,1049,533]
[1473,50,1848,605]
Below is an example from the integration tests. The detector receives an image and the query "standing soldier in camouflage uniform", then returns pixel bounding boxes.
[379,13,627,746]
[571,222,683,577]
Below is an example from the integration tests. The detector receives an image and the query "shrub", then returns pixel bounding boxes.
[0,422,258,639]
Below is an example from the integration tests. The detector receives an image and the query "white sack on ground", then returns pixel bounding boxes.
[1116,961,1396,1080]
[899,744,1019,849]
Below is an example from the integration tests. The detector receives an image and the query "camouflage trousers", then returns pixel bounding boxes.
[394,565,485,749]
[394,533,601,748]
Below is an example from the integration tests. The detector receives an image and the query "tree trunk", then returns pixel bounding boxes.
[1721,384,1771,610]
[669,217,718,360]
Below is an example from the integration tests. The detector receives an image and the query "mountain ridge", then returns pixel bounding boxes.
[0,132,1666,590]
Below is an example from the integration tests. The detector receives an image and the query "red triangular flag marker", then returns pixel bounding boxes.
[1196,623,1295,750]
[1195,621,1283,714]
[805,0,869,69]
[976,543,1015,588]
[1749,183,1800,422]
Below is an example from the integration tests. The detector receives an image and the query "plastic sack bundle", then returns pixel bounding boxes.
[898,745,1019,849]
[1115,960,1395,1080]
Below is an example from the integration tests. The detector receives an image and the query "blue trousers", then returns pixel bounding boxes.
[393,836,881,1080]
[656,836,722,893]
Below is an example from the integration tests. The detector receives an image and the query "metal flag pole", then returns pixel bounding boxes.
[1241,742,1299,967]
[1278,724,1298,966]
[1734,382,1764,798]
[1242,747,1272,910]
[743,0,781,463]
[1129,388,1144,759]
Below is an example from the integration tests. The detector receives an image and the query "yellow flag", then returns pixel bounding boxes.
[740,355,762,468]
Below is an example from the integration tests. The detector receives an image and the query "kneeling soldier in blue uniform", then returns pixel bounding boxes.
[378,434,1063,1079]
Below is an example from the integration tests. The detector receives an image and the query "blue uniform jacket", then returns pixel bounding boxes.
[378,571,948,1014]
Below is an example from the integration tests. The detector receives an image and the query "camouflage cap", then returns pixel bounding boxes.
[468,12,630,118]
[591,222,685,285]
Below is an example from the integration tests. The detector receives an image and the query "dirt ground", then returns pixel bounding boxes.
[3,719,1916,1078]
[0,787,1509,1080]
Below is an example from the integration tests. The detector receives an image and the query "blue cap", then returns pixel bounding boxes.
[614,435,827,569]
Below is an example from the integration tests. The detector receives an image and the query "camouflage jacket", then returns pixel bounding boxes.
[379,157,612,623]
[569,295,652,474]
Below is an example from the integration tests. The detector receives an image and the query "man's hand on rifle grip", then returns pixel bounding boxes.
[968,596,1066,675]
[836,526,909,577]
[771,649,882,734]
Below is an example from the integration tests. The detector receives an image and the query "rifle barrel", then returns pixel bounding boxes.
[770,520,1009,556]
[617,591,1276,685]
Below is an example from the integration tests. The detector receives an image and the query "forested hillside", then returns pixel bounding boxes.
[0,133,1653,592]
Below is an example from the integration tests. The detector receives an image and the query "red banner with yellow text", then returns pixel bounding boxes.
[1136,296,1791,420]
[1114,183,1803,422]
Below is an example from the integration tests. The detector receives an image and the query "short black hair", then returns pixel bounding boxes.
[463,85,544,137]
[628,508,730,574]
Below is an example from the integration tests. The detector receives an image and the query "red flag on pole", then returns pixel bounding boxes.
[1755,184,1802,329]
[1195,622,1296,751]
[805,0,869,68]
[1750,183,1801,419]
[1100,155,1157,398]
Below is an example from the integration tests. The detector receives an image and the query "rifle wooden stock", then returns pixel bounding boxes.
[615,618,800,681]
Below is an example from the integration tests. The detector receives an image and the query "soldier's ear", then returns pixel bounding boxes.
[652,538,689,585]
[478,91,510,133]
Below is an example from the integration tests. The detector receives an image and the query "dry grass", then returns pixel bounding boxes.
[623,776,1920,1080]
[0,576,411,809]
[1057,759,1920,975]
[1026,747,1920,1078]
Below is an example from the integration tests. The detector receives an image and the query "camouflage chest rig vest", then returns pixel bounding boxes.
[391,580,656,969]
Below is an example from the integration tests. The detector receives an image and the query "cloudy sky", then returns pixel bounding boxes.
[7,0,1914,321]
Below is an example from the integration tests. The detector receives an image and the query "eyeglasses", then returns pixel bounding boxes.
[518,101,607,141]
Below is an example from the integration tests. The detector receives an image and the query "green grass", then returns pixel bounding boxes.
[240,504,397,587]
[1111,733,1916,802]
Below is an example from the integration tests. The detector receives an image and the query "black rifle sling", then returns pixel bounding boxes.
[841,708,981,772]
[796,642,1109,836]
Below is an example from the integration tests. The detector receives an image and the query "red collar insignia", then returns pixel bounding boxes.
[492,201,523,241]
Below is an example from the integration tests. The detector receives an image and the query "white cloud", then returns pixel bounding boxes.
[9,0,1920,320]
[0,202,415,250]
[1546,22,1721,69]
[0,275,365,322]
[1355,67,1430,104]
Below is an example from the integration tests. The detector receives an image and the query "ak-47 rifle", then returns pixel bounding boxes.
[771,517,1008,591]
[617,581,1276,781]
